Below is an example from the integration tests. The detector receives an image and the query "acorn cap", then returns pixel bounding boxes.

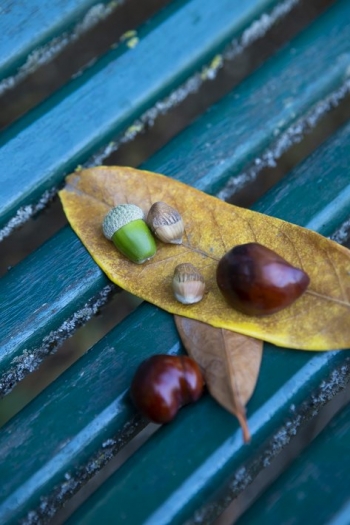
[102,204,156,264]
[172,263,205,304]
[147,201,184,244]
[103,204,144,240]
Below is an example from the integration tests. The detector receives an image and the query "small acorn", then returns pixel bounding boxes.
[216,242,310,316]
[147,201,184,244]
[102,204,156,264]
[172,263,205,304]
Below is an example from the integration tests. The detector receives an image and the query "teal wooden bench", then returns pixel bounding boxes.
[1,0,350,523]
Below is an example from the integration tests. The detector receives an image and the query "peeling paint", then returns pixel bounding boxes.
[86,0,299,167]
[331,218,350,245]
[20,416,146,525]
[185,358,350,524]
[218,78,350,201]
[0,1,124,96]
[1,0,301,237]
[0,188,56,242]
[0,284,115,397]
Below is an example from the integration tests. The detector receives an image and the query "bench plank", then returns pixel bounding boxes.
[2,118,350,524]
[0,0,282,230]
[236,401,350,525]
[0,304,179,524]
[2,0,350,384]
[0,0,112,80]
[0,227,108,381]
[144,0,350,195]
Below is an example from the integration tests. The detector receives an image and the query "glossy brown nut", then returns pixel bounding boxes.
[130,355,204,423]
[216,242,310,316]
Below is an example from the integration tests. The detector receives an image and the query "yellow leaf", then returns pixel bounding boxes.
[175,315,263,442]
[59,166,350,350]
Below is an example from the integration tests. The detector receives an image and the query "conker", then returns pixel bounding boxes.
[130,355,204,423]
[216,242,310,316]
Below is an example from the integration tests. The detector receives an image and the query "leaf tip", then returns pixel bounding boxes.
[236,409,251,444]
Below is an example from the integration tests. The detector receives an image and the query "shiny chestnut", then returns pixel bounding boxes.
[130,355,204,423]
[216,242,310,316]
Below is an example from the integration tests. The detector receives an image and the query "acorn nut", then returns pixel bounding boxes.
[102,204,156,264]
[172,263,205,304]
[147,201,184,244]
[216,242,310,316]
[130,355,205,423]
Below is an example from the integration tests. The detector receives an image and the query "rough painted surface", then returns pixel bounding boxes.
[238,400,350,525]
[0,227,109,391]
[0,0,281,230]
[0,0,114,81]
[144,0,350,196]
[86,0,300,167]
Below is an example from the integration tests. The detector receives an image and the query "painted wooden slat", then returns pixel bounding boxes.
[2,118,350,525]
[0,0,282,231]
[144,0,350,196]
[1,0,350,384]
[0,0,112,81]
[236,402,350,525]
[0,304,178,525]
[0,227,108,384]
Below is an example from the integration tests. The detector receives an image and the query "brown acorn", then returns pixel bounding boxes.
[172,263,205,304]
[216,242,310,316]
[147,201,184,244]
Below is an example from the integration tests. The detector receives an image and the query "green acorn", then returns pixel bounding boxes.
[102,204,156,264]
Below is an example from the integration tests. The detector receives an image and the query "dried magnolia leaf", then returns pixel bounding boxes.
[175,315,262,442]
[59,166,350,350]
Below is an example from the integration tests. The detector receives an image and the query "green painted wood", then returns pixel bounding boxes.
[144,0,350,196]
[0,0,281,230]
[252,121,350,231]
[2,119,350,524]
[0,0,112,80]
[237,402,350,525]
[0,304,180,525]
[0,228,109,386]
[1,0,350,382]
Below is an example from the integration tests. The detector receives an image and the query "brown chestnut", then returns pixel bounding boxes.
[130,355,204,423]
[216,242,310,316]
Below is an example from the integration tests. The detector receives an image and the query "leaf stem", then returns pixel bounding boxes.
[236,410,251,443]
